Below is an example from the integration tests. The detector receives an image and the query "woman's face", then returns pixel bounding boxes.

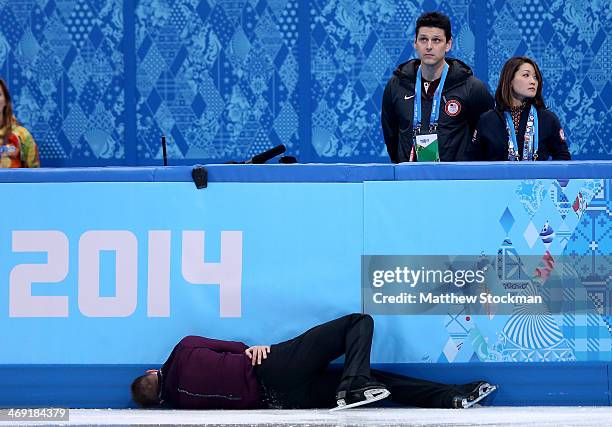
[0,87,5,113]
[510,63,538,102]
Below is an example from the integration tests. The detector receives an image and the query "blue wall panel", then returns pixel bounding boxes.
[0,181,364,364]
[1,1,610,166]
[1,163,611,366]
[1,362,609,408]
[1,164,612,407]
[364,178,612,364]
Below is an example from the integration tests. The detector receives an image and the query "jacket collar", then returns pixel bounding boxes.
[393,58,474,92]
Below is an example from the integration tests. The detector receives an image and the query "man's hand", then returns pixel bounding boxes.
[245,345,271,366]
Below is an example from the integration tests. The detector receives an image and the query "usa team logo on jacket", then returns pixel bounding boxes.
[445,100,461,117]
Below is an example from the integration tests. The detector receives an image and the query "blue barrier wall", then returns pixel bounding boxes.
[1,1,610,166]
[1,162,611,407]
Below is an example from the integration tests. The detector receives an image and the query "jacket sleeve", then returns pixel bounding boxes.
[160,341,180,374]
[180,335,248,354]
[466,79,494,133]
[465,117,486,161]
[15,126,40,168]
[546,112,571,160]
[381,79,399,163]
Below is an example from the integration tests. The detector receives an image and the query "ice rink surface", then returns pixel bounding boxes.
[3,407,612,426]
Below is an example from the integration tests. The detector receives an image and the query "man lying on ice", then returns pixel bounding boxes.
[131,314,496,411]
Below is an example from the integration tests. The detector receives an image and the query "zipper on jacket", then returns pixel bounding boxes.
[177,388,242,400]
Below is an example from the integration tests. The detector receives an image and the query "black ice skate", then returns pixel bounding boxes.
[330,381,390,412]
[452,381,497,409]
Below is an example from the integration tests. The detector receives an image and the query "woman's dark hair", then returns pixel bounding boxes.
[0,79,15,144]
[495,56,545,111]
[415,12,452,41]
[131,374,160,408]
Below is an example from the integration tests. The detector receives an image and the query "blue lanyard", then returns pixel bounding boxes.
[0,143,17,154]
[504,105,539,161]
[413,62,449,133]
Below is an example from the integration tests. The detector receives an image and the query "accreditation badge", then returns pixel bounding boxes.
[415,133,440,162]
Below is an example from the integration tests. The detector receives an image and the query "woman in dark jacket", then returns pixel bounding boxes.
[470,56,571,161]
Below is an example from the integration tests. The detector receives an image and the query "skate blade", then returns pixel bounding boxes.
[462,384,498,409]
[329,388,390,412]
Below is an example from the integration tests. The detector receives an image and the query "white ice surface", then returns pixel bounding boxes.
[2,407,612,426]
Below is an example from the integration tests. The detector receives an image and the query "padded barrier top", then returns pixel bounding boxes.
[0,161,610,183]
[0,164,394,183]
[394,161,612,180]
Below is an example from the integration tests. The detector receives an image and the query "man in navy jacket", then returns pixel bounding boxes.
[381,12,493,162]
[131,314,496,410]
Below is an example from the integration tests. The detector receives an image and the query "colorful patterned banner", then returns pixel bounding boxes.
[365,178,612,363]
[1,1,610,165]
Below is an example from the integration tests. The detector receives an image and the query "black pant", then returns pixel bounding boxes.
[256,314,463,409]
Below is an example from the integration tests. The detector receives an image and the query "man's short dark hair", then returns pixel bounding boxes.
[131,374,160,408]
[415,12,452,41]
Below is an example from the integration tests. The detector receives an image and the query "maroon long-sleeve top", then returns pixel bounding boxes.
[159,336,262,409]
